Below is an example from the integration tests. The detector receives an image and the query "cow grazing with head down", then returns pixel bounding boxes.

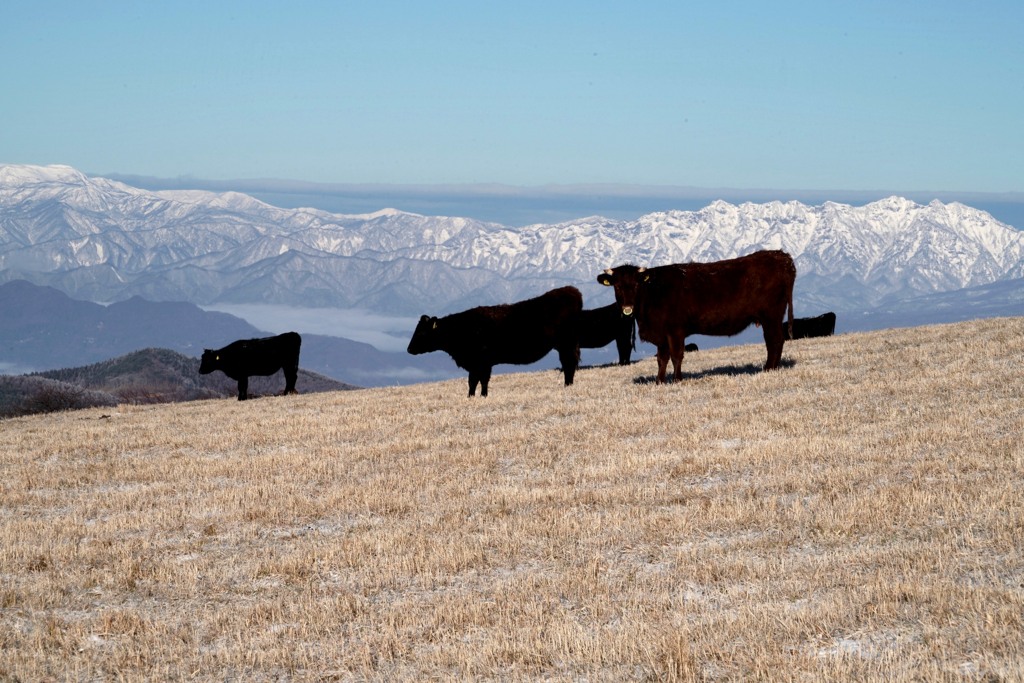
[789,312,836,340]
[199,331,301,400]
[597,250,796,383]
[407,286,583,397]
[577,302,636,365]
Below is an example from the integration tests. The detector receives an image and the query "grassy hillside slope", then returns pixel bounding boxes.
[1,317,1021,681]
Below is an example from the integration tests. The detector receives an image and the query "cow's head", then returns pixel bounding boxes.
[597,265,649,317]
[407,315,441,355]
[198,349,220,374]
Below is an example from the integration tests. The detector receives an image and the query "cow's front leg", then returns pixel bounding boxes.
[655,344,671,384]
[669,336,686,382]
[237,376,249,401]
[467,371,480,397]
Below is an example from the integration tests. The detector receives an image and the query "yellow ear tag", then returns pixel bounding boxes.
[643,274,650,282]
[215,355,220,360]
[432,321,437,329]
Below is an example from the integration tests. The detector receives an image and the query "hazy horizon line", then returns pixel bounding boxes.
[104,172,1024,201]
[104,172,1024,228]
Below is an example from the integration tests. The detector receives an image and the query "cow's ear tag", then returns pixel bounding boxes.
[432,321,437,329]
[643,274,651,282]
[215,355,220,361]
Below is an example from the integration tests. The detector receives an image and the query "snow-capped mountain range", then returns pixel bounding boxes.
[1,163,1022,316]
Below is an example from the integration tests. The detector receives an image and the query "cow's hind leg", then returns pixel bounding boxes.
[557,344,579,386]
[479,366,493,397]
[283,364,299,395]
[237,377,249,401]
[762,320,785,370]
[615,335,631,365]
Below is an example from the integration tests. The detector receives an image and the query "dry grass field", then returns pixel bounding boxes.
[1,316,1022,681]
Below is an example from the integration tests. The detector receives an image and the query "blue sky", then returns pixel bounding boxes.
[3,1,1022,192]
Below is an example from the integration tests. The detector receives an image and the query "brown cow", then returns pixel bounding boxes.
[597,250,795,383]
[407,286,583,397]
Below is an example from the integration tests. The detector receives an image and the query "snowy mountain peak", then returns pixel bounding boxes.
[360,208,414,219]
[874,195,920,211]
[0,164,1021,315]
[0,163,89,186]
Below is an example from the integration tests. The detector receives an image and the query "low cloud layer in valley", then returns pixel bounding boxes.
[203,304,419,353]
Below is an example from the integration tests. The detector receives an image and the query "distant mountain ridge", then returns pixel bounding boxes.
[2,164,1022,315]
[0,280,461,386]
[0,279,260,368]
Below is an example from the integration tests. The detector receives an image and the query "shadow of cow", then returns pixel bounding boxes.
[632,358,796,384]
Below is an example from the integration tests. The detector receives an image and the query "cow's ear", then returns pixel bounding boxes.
[597,272,613,286]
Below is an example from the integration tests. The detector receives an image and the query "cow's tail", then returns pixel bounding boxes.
[786,283,795,340]
[630,317,637,351]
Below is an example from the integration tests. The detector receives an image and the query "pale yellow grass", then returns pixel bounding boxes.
[1,317,1022,681]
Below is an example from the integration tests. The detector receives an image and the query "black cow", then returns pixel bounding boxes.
[199,331,301,400]
[577,302,636,365]
[789,312,836,340]
[598,250,796,383]
[685,343,699,353]
[407,286,583,397]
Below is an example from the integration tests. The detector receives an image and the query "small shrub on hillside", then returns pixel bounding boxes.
[18,381,118,417]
